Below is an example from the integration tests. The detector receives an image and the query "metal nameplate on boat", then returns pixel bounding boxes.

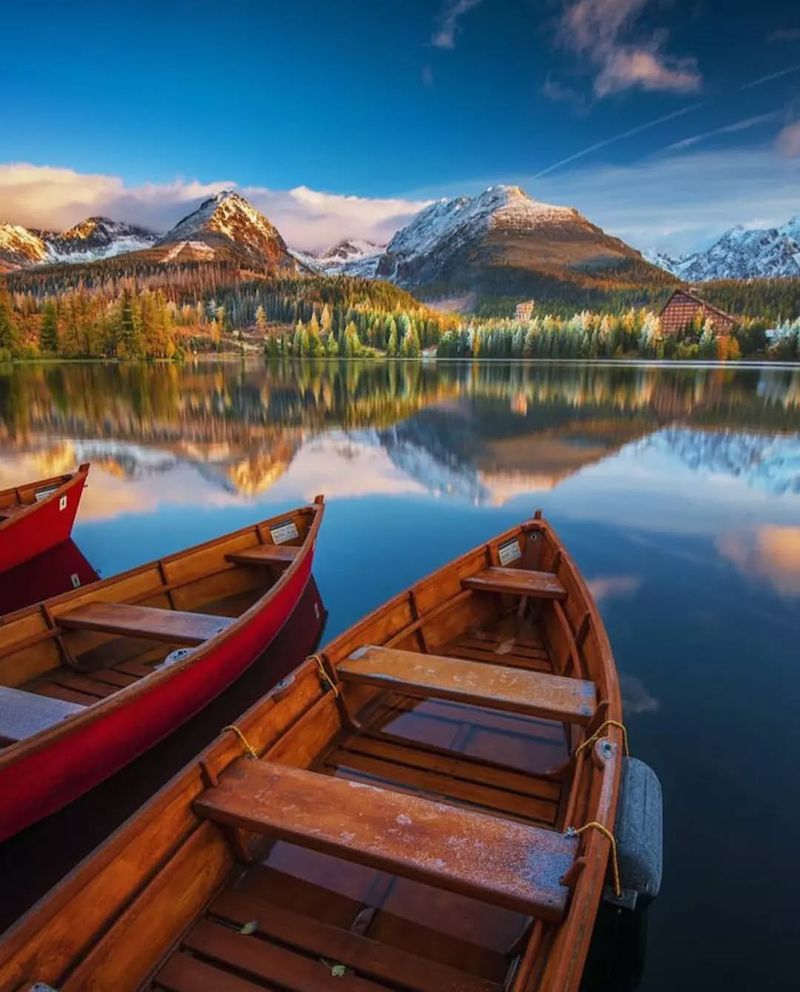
[271,520,299,544]
[498,539,522,566]
[34,484,60,502]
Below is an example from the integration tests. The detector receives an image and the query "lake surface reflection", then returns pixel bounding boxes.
[1,358,799,990]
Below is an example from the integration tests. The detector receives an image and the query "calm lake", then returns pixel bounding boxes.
[1,358,799,990]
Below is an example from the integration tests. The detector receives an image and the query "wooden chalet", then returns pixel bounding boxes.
[659,290,737,336]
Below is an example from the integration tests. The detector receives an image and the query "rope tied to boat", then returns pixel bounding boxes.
[313,654,340,697]
[567,821,622,898]
[574,719,629,759]
[222,724,258,759]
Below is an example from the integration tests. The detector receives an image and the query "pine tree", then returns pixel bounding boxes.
[255,304,268,335]
[39,302,59,353]
[0,286,21,357]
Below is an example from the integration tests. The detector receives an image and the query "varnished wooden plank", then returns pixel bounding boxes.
[463,568,567,600]
[440,643,551,673]
[194,761,576,920]
[226,544,299,566]
[326,747,558,824]
[341,646,596,725]
[345,734,561,802]
[0,687,84,743]
[183,917,388,991]
[209,888,499,992]
[31,682,99,706]
[59,602,234,646]
[155,952,270,992]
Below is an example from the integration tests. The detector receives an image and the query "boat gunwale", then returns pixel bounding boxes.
[0,496,325,770]
[0,463,89,534]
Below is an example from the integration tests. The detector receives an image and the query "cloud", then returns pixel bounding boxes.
[431,0,483,50]
[531,144,800,253]
[556,0,702,97]
[740,62,800,90]
[718,527,800,597]
[662,111,781,153]
[533,103,702,178]
[587,574,641,601]
[421,65,434,88]
[776,121,800,158]
[0,163,429,249]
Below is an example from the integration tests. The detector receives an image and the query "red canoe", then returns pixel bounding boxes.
[0,497,324,840]
[0,464,90,573]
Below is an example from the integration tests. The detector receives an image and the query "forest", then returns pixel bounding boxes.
[1,267,799,363]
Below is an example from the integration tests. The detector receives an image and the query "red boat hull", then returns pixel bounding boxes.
[0,468,88,574]
[0,546,314,841]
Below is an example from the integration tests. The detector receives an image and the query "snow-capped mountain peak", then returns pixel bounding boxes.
[159,190,298,270]
[374,183,641,290]
[648,215,800,281]
[0,217,158,270]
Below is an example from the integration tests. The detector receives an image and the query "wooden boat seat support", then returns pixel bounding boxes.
[340,645,597,725]
[463,567,567,600]
[0,686,84,744]
[194,760,577,921]
[57,602,235,646]
[225,544,299,567]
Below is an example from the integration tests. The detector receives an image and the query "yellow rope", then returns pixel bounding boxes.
[574,719,629,759]
[568,821,622,897]
[314,654,340,697]
[222,724,258,759]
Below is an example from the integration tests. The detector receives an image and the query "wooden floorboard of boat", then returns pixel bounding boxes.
[207,887,500,992]
[440,642,552,673]
[324,747,559,825]
[179,916,391,991]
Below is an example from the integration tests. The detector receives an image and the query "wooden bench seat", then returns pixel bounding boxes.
[0,686,85,743]
[58,602,235,646]
[463,567,567,600]
[225,544,299,566]
[340,645,596,725]
[194,761,576,921]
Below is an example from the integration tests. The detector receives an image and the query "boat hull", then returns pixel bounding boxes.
[0,544,314,841]
[0,469,88,574]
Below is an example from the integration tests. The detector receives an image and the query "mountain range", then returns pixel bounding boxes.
[648,217,800,282]
[0,185,669,294]
[0,217,158,271]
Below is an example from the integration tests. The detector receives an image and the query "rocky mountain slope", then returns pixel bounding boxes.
[0,217,157,271]
[292,239,384,278]
[150,190,300,270]
[373,184,669,298]
[649,217,800,281]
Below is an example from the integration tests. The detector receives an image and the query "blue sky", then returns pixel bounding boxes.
[1,0,799,252]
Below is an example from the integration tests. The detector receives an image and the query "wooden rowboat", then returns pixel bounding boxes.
[0,497,324,841]
[0,511,624,992]
[0,463,90,572]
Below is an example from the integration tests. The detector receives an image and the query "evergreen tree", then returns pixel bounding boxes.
[39,302,59,353]
[0,286,21,356]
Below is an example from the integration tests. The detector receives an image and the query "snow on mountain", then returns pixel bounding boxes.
[0,217,158,270]
[648,217,800,281]
[375,184,655,290]
[157,190,299,270]
[0,224,51,268]
[648,428,800,496]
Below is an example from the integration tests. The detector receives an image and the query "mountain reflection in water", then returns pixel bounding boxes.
[0,358,799,991]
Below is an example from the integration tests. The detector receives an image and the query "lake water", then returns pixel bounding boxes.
[1,358,799,990]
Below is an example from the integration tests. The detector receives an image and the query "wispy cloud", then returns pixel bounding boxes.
[0,163,430,249]
[533,103,703,178]
[533,145,800,253]
[431,0,483,50]
[740,62,800,90]
[776,122,800,158]
[662,111,780,152]
[555,0,702,97]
